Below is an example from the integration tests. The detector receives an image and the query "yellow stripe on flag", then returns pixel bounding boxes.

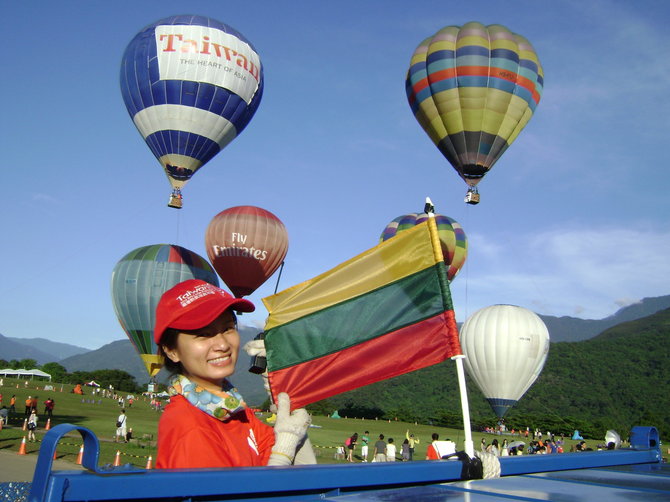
[263,220,440,330]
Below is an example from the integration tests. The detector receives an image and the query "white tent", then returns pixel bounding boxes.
[0,368,52,381]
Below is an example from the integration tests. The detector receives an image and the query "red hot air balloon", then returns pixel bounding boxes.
[205,206,288,297]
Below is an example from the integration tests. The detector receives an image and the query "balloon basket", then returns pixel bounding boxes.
[464,189,480,205]
[168,190,183,209]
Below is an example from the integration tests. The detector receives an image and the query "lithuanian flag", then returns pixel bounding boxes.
[262,217,462,409]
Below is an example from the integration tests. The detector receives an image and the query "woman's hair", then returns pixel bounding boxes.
[158,327,183,374]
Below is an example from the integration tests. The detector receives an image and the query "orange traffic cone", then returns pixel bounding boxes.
[18,437,27,455]
[22,418,27,431]
[145,455,153,470]
[53,449,58,460]
[76,445,84,465]
[113,450,121,466]
[45,418,51,431]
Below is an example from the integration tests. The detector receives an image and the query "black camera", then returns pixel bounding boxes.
[248,331,267,374]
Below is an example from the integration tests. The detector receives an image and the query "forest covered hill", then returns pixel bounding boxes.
[321,308,670,439]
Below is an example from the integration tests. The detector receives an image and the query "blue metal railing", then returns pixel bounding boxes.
[24,424,662,502]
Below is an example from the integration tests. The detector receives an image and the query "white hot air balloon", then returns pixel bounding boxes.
[460,305,550,418]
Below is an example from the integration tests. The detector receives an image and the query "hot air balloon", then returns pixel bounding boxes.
[405,22,544,204]
[120,15,264,208]
[459,305,550,418]
[205,206,288,298]
[111,244,219,377]
[380,212,467,281]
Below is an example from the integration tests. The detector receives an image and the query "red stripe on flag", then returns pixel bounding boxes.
[268,310,461,410]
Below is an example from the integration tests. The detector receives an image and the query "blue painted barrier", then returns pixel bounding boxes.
[23,425,664,502]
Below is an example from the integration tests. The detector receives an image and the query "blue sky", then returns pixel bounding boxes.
[2,0,669,350]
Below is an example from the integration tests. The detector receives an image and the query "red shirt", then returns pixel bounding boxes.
[426,443,440,460]
[156,395,274,469]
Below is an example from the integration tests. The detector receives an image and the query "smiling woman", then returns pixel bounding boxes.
[160,310,243,390]
[152,279,315,469]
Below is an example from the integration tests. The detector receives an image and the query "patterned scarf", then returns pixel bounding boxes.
[168,374,246,421]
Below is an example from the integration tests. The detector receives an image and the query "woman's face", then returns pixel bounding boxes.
[163,310,240,391]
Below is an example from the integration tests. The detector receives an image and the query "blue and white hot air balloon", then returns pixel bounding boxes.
[120,15,264,208]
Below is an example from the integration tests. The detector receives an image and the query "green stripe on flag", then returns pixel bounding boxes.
[266,263,446,371]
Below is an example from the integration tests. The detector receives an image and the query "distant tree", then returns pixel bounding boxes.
[18,358,38,369]
[9,360,21,369]
[434,411,463,429]
[90,369,141,393]
[67,371,95,386]
[0,359,9,367]
[307,399,337,417]
[339,402,386,420]
[41,362,67,383]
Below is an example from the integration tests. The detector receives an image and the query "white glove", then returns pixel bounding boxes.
[243,339,271,395]
[267,393,311,466]
[243,339,266,358]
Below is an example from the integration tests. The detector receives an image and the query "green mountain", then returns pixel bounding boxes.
[539,294,670,342]
[322,308,670,439]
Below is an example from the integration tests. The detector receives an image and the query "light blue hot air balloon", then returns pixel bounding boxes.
[110,244,219,377]
[120,15,264,208]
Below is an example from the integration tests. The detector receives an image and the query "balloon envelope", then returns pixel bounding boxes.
[110,244,219,376]
[380,213,467,281]
[406,22,543,191]
[120,15,263,202]
[205,206,288,297]
[460,305,550,418]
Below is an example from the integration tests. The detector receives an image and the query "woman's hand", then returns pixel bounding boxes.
[267,393,311,466]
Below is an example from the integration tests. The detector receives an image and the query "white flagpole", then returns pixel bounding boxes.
[425,197,475,458]
[452,354,475,457]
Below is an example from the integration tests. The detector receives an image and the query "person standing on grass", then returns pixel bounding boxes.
[116,409,128,442]
[44,397,55,419]
[386,438,397,461]
[372,434,387,462]
[360,431,370,462]
[27,410,38,442]
[405,430,420,460]
[345,433,358,462]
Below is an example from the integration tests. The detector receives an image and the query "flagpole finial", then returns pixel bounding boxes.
[424,197,435,215]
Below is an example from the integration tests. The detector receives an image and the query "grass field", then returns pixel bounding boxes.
[1,377,663,468]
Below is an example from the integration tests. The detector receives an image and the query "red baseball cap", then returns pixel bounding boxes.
[154,279,255,344]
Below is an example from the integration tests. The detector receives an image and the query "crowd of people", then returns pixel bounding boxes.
[336,428,598,461]
[0,394,56,423]
[339,430,458,462]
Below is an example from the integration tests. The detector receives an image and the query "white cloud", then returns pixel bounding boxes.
[452,225,670,320]
[31,192,61,205]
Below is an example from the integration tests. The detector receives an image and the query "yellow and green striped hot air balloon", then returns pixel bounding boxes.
[380,212,467,282]
[110,244,219,377]
[406,22,544,204]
